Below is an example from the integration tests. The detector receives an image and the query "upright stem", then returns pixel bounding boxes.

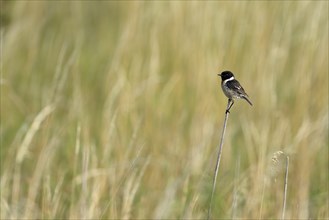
[281,155,289,220]
[207,99,232,220]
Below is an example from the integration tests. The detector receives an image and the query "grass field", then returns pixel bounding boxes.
[1,1,328,219]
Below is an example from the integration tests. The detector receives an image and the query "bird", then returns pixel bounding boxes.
[218,70,252,113]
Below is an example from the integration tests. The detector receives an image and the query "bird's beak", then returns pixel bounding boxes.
[217,73,221,76]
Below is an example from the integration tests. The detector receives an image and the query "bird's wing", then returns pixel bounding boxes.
[226,80,248,96]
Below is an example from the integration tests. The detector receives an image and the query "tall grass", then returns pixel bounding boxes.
[1,1,328,219]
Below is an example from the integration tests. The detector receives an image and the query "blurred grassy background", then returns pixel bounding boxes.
[1,1,328,219]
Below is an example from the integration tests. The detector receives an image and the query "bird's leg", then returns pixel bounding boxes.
[226,99,234,114]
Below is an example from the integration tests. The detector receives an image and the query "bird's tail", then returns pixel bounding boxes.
[242,96,253,106]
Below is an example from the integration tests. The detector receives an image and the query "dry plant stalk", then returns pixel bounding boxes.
[282,155,289,220]
[272,151,290,220]
[207,99,233,220]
